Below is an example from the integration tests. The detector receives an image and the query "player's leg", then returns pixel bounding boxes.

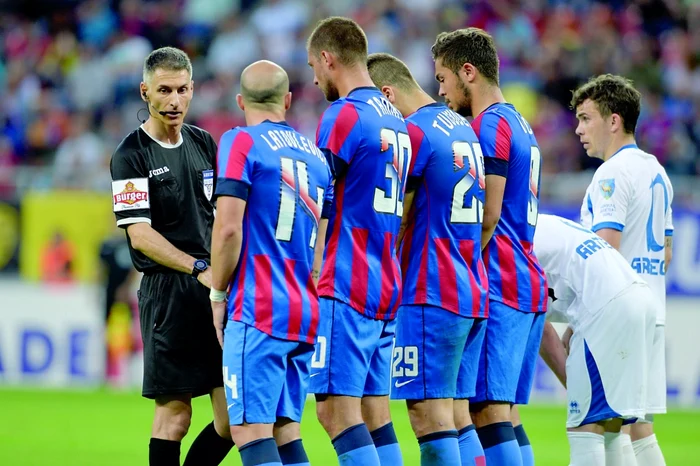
[455,317,487,466]
[471,302,532,466]
[631,309,666,466]
[225,321,302,466]
[310,298,381,465]
[512,312,546,466]
[151,394,193,466]
[274,341,315,466]
[392,305,472,466]
[363,317,402,466]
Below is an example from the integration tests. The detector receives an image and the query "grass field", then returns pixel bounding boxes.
[0,389,698,465]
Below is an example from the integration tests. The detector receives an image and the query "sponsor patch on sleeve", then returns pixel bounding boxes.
[112,178,150,212]
[598,178,615,199]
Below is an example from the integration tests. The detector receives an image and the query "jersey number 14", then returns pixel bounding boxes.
[275,157,324,248]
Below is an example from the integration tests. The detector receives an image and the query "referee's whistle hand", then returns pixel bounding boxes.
[211,301,226,348]
[197,268,213,289]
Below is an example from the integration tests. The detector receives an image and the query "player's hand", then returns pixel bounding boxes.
[211,300,226,348]
[197,268,213,289]
[562,326,574,355]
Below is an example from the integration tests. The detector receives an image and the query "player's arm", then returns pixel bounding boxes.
[590,166,630,250]
[665,235,673,272]
[539,321,567,388]
[313,218,328,286]
[210,128,254,292]
[473,113,510,250]
[397,189,416,248]
[482,175,506,249]
[316,103,361,180]
[398,122,429,249]
[111,148,201,276]
[211,196,245,292]
[595,228,622,250]
[664,200,674,272]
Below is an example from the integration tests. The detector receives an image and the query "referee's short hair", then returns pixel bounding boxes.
[143,47,193,83]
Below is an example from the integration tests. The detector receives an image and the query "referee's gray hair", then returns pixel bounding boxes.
[143,47,193,83]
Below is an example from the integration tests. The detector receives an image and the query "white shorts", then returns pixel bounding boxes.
[566,283,657,428]
[646,325,666,415]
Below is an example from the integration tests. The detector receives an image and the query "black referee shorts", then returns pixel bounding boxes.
[138,272,222,399]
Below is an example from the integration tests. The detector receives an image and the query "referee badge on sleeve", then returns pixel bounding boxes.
[112,178,149,212]
[203,169,214,201]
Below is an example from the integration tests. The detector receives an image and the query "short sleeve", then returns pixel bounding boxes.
[406,122,432,187]
[589,163,631,233]
[215,128,255,201]
[110,146,151,228]
[665,176,674,236]
[579,188,594,229]
[316,102,361,172]
[322,167,334,219]
[472,111,511,177]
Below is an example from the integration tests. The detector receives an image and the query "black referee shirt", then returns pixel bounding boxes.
[110,124,217,274]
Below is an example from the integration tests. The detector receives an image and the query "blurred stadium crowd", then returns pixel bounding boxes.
[1,0,700,203]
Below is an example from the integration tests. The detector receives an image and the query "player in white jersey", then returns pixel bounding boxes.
[572,74,672,466]
[536,214,658,466]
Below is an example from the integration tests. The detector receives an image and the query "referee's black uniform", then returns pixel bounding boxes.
[110,123,221,399]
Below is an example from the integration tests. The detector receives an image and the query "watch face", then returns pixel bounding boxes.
[194,259,207,271]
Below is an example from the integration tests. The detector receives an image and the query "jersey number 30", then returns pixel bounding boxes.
[374,128,412,216]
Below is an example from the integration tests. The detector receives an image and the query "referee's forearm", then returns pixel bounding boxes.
[211,218,242,291]
[127,223,196,274]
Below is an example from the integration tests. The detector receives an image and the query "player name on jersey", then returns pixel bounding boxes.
[261,128,324,160]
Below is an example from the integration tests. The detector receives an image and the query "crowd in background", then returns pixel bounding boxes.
[1,0,699,203]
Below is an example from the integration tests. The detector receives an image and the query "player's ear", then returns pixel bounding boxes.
[140,83,148,102]
[610,113,622,132]
[284,92,292,111]
[460,63,476,83]
[381,85,395,104]
[236,94,245,112]
[320,50,333,68]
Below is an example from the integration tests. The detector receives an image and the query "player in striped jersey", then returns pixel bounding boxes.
[367,53,488,466]
[210,61,332,466]
[306,17,409,466]
[573,74,673,466]
[432,28,548,466]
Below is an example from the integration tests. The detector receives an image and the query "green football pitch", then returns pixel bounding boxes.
[0,389,698,465]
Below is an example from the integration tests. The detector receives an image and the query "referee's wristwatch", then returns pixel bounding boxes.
[191,259,208,278]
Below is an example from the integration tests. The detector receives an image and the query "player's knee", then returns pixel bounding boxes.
[315,399,336,434]
[154,405,192,441]
[407,399,455,437]
[168,408,193,440]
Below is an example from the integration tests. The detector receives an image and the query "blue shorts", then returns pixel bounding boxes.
[473,301,546,405]
[391,304,485,400]
[223,320,314,425]
[456,317,487,400]
[309,298,396,397]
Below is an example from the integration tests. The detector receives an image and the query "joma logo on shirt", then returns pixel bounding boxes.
[114,181,148,205]
[149,166,170,177]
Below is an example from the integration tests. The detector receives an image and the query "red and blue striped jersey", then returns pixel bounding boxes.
[472,103,547,313]
[400,103,488,318]
[215,120,333,344]
[316,87,410,321]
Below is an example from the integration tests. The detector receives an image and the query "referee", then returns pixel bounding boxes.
[110,47,233,466]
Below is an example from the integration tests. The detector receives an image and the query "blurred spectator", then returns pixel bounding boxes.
[1,0,699,204]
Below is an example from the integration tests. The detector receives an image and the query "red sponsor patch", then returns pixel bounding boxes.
[113,181,148,205]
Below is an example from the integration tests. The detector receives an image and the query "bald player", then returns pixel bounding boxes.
[211,60,333,466]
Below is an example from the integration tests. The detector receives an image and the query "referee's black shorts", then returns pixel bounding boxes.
[138,272,222,399]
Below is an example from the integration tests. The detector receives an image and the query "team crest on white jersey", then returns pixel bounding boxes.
[599,178,615,199]
[203,169,214,201]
